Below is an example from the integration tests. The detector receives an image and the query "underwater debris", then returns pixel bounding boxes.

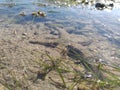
[33,31,39,35]
[36,71,48,81]
[29,41,59,48]
[32,12,38,17]
[19,12,26,16]
[95,3,114,10]
[38,11,46,17]
[66,45,97,72]
[32,11,46,17]
[50,30,59,36]
[66,45,84,60]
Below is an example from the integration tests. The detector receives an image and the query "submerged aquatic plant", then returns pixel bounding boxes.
[32,45,120,90]
[33,51,69,88]
[60,45,120,90]
[0,45,120,90]
[32,12,38,17]
[32,11,46,17]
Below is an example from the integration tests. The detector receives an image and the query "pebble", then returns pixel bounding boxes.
[34,32,39,35]
[78,40,93,46]
[84,74,92,78]
[22,33,27,36]
[50,30,59,35]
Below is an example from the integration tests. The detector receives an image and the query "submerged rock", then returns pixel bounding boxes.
[32,12,37,16]
[31,11,46,17]
[19,12,26,16]
[38,11,46,17]
[34,32,39,35]
[50,30,59,35]
[95,3,114,10]
[95,3,106,10]
[66,45,84,60]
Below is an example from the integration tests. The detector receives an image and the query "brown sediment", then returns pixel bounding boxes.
[0,21,120,90]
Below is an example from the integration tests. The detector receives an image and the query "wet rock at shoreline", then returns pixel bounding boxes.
[95,3,114,10]
[19,12,26,16]
[95,3,106,10]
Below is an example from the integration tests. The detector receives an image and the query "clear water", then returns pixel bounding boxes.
[0,0,120,65]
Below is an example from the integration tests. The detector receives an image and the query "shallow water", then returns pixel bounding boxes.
[0,0,120,65]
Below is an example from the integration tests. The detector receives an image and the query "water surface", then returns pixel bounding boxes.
[0,0,120,65]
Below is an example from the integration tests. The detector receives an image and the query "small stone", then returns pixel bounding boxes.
[84,72,92,78]
[95,58,104,63]
[38,11,46,17]
[34,32,39,35]
[22,33,27,36]
[32,12,37,17]
[19,12,26,16]
[50,30,59,35]
[84,74,92,78]
[95,3,106,10]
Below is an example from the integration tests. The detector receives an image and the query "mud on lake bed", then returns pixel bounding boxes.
[0,22,120,90]
[0,0,120,89]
